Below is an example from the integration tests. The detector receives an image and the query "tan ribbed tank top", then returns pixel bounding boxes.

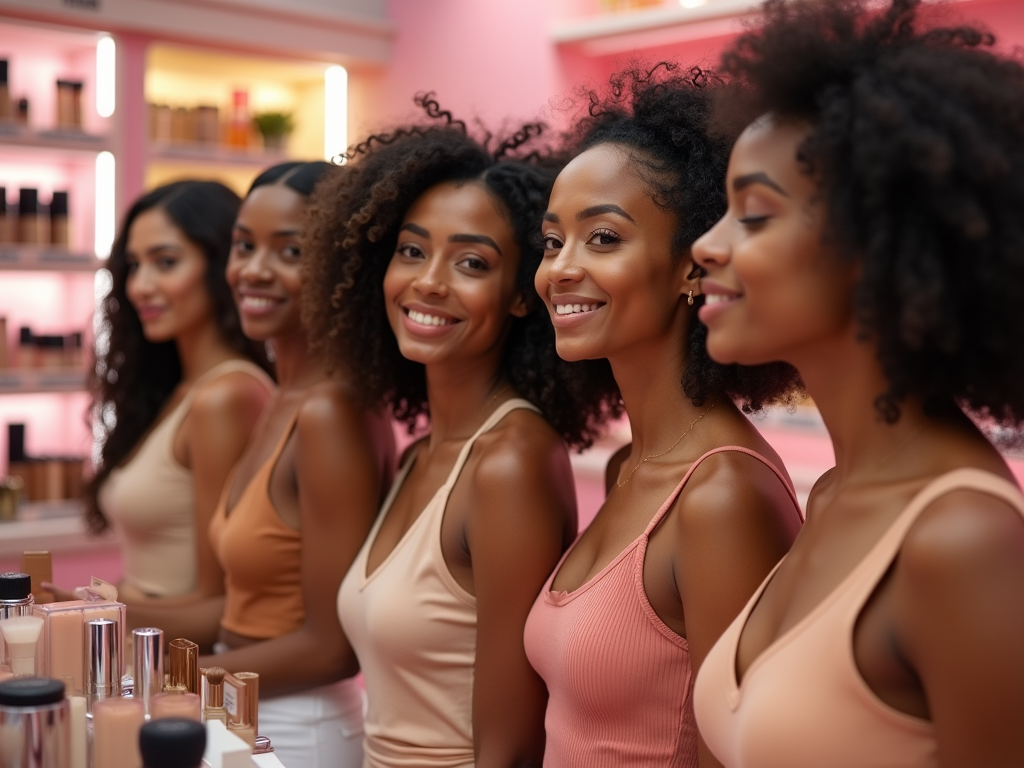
[337,399,538,768]
[524,446,799,768]
[99,360,274,597]
[694,468,1024,768]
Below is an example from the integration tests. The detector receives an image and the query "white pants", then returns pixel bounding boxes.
[256,678,364,768]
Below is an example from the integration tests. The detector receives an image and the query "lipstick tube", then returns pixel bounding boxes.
[133,627,163,717]
[85,618,120,713]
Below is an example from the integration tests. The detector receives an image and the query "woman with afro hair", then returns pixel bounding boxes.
[524,64,802,768]
[692,1,1024,766]
[304,97,611,767]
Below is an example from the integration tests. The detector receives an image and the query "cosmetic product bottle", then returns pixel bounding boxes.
[33,600,126,696]
[85,618,120,712]
[140,717,207,768]
[166,638,200,695]
[17,327,33,368]
[21,551,53,605]
[7,423,30,498]
[0,677,70,767]
[133,627,163,717]
[0,614,43,674]
[230,670,259,738]
[0,571,34,671]
[0,188,12,243]
[17,97,29,125]
[0,60,11,122]
[17,187,42,244]
[64,331,83,369]
[68,693,86,768]
[34,335,65,369]
[202,667,228,725]
[56,80,84,131]
[0,477,21,522]
[223,673,254,748]
[227,89,250,149]
[0,314,7,368]
[49,191,68,247]
[62,457,84,501]
[93,696,145,768]
[151,691,201,721]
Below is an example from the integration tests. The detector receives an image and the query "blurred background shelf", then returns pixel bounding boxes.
[0,368,89,394]
[0,244,102,271]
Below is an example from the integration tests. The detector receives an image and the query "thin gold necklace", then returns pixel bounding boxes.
[617,403,715,488]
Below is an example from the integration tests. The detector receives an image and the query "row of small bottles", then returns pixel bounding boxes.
[0,187,71,246]
[0,569,267,767]
[0,59,86,132]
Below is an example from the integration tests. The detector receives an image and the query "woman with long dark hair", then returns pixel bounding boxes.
[78,180,273,647]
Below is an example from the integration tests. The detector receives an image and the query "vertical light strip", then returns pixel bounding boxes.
[96,36,116,118]
[95,151,116,258]
[324,65,348,163]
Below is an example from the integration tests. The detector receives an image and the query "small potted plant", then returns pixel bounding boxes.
[252,111,294,151]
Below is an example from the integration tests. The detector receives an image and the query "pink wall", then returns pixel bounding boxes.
[372,0,1024,133]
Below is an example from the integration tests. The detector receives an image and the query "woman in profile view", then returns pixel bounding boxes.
[692,1,1024,765]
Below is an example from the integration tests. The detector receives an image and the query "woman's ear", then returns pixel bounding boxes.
[509,292,530,318]
[680,256,705,300]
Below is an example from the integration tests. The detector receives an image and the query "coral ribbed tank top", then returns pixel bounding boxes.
[337,399,538,768]
[209,412,303,639]
[523,446,798,768]
[694,468,1024,768]
[101,360,273,598]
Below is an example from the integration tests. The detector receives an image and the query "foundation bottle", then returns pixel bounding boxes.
[202,667,228,724]
[17,188,42,244]
[0,60,10,122]
[15,97,27,125]
[227,89,250,149]
[0,315,7,368]
[166,638,200,694]
[17,327,33,368]
[49,191,68,247]
[140,717,207,768]
[0,187,12,243]
[224,673,255,748]
[56,80,83,131]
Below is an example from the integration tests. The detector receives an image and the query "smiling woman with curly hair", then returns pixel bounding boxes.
[691,1,1024,766]
[303,96,613,768]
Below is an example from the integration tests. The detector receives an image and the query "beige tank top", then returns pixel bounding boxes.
[99,360,274,598]
[693,468,1024,768]
[337,399,538,768]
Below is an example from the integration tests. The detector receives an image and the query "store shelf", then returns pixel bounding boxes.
[147,142,289,169]
[0,500,116,558]
[0,124,111,157]
[0,368,89,394]
[551,0,758,54]
[0,245,102,271]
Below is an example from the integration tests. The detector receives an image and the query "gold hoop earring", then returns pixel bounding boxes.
[687,290,694,306]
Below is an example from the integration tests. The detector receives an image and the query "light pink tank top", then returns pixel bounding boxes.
[337,399,538,768]
[694,468,1024,768]
[524,446,798,768]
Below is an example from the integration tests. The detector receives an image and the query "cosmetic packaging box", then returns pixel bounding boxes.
[32,599,126,695]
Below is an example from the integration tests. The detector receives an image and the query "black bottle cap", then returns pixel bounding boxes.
[0,678,66,707]
[50,192,68,217]
[0,187,6,215]
[18,327,32,345]
[18,189,38,216]
[139,718,207,768]
[0,60,7,85]
[7,423,26,463]
[0,571,32,600]
[17,98,28,116]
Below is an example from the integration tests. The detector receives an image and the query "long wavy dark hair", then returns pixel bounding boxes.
[303,95,617,449]
[85,180,272,534]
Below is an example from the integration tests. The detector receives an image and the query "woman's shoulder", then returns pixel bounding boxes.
[188,364,272,426]
[471,406,572,488]
[292,379,387,448]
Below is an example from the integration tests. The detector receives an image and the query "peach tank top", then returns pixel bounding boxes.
[337,399,538,768]
[209,412,304,639]
[694,468,1024,768]
[524,446,798,768]
[100,360,273,598]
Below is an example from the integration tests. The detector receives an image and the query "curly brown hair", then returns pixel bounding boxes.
[562,62,802,412]
[85,181,272,534]
[714,0,1024,426]
[302,96,618,449]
